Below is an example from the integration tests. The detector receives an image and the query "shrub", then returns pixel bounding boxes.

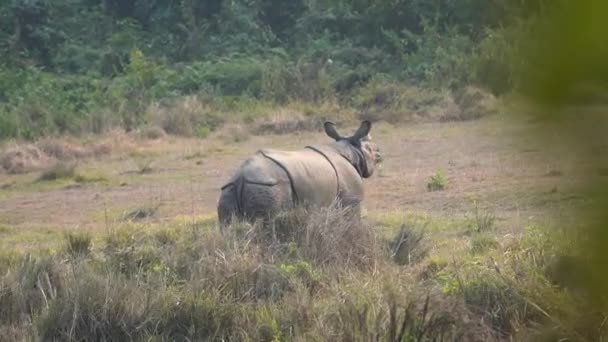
[427,170,447,191]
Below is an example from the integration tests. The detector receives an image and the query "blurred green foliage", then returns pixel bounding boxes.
[521,0,608,316]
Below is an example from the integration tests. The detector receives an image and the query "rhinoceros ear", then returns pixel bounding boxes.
[324,121,342,141]
[351,120,372,141]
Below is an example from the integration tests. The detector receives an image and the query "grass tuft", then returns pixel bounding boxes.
[36,162,77,182]
[64,231,92,258]
[427,170,447,192]
[122,204,160,221]
[388,224,428,265]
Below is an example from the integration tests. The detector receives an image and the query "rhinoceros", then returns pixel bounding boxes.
[217,120,382,228]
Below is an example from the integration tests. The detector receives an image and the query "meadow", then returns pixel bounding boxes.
[1,0,607,340]
[0,91,601,341]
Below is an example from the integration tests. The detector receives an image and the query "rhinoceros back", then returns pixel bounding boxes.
[258,147,339,207]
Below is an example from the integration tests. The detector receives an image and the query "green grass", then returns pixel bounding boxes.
[371,210,469,236]
[0,226,65,252]
[74,171,108,184]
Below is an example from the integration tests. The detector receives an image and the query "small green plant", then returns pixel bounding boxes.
[427,170,447,191]
[64,231,92,258]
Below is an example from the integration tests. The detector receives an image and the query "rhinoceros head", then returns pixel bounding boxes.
[323,120,382,178]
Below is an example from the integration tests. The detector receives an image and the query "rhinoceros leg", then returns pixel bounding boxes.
[337,192,363,225]
[217,181,241,229]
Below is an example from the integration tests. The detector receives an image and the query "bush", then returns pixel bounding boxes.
[427,170,447,191]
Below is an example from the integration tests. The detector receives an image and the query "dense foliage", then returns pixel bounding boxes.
[0,0,549,139]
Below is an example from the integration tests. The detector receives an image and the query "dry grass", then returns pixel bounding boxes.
[438,86,499,122]
[0,203,604,341]
[354,82,498,124]
[36,162,77,182]
[136,125,167,140]
[0,137,113,175]
[149,96,224,136]
[0,206,486,341]
[0,144,51,174]
[252,102,355,136]
[213,122,251,143]
[253,107,325,135]
[36,138,89,160]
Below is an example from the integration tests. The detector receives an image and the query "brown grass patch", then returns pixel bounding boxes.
[36,138,89,160]
[213,123,251,143]
[253,108,324,135]
[149,96,224,136]
[354,81,497,124]
[442,86,499,122]
[0,137,113,174]
[136,125,167,140]
[252,103,355,136]
[239,204,380,271]
[0,144,52,174]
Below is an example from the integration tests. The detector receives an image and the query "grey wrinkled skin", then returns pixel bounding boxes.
[217,120,382,230]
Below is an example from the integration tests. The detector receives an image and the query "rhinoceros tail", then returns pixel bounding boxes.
[217,175,245,229]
